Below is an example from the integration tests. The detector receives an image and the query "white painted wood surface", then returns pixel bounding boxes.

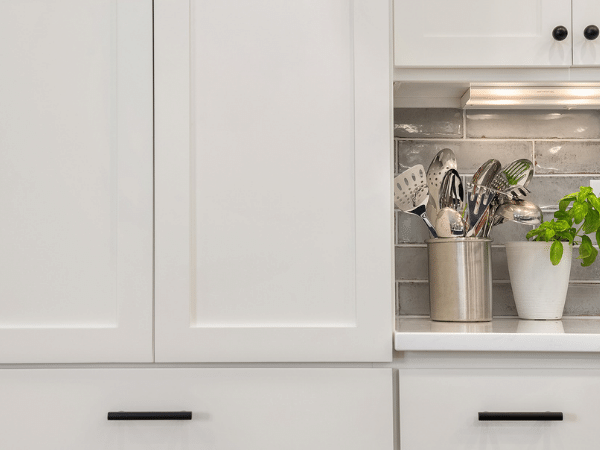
[399,368,600,449]
[154,0,393,362]
[0,0,153,362]
[0,368,393,450]
[573,0,600,65]
[394,0,572,67]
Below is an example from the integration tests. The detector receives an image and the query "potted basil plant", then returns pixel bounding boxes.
[505,186,600,320]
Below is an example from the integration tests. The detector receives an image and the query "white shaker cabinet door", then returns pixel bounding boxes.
[155,0,393,362]
[0,368,393,450]
[0,1,153,362]
[573,0,600,66]
[394,0,572,67]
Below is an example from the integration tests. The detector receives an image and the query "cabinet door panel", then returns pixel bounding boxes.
[573,0,600,66]
[155,0,392,362]
[0,368,393,450]
[0,0,153,362]
[394,0,572,67]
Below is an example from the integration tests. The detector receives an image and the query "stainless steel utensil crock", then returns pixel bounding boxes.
[426,238,492,322]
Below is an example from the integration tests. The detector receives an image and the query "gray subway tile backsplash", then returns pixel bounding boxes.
[394,108,463,138]
[466,110,600,139]
[535,141,600,174]
[395,108,600,317]
[395,139,533,175]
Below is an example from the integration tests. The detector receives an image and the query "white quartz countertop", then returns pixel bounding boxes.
[395,316,600,352]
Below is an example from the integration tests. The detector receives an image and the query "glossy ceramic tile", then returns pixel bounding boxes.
[535,141,600,174]
[525,175,595,209]
[395,140,532,175]
[466,110,600,139]
[395,246,428,280]
[395,211,432,244]
[394,108,463,138]
[564,284,600,315]
[396,282,430,316]
[394,108,600,317]
[491,283,518,316]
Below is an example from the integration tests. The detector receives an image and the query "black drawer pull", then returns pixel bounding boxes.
[479,412,563,421]
[108,411,192,421]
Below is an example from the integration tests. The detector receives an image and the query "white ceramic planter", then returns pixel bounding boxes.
[505,241,572,320]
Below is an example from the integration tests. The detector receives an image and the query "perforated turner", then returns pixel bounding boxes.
[395,165,438,238]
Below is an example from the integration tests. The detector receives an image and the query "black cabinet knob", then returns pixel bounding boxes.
[584,25,599,40]
[552,26,569,41]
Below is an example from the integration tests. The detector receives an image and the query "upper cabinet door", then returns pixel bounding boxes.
[573,0,600,66]
[394,0,572,67]
[155,0,392,362]
[0,0,153,363]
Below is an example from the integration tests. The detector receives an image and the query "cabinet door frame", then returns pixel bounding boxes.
[572,0,600,66]
[0,0,154,363]
[394,0,573,67]
[154,0,393,362]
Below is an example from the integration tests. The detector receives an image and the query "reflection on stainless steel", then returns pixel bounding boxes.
[426,238,492,322]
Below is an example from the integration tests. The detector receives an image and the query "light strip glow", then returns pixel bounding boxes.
[461,85,600,109]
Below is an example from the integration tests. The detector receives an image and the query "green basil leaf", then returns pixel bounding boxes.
[573,201,589,224]
[555,231,574,242]
[545,228,556,240]
[553,220,570,232]
[579,186,594,201]
[587,193,600,211]
[584,209,600,234]
[579,236,594,259]
[550,240,563,266]
[560,192,578,202]
[554,210,570,221]
[581,246,598,267]
[559,198,573,212]
[526,229,540,240]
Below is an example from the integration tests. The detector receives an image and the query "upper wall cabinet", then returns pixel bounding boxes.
[0,0,153,362]
[395,0,600,67]
[154,0,393,362]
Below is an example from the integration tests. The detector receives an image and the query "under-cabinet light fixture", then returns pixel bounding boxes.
[461,84,600,109]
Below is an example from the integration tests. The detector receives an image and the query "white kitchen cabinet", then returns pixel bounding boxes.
[0,368,393,450]
[0,0,153,362]
[573,0,600,65]
[394,0,600,67]
[154,0,393,362]
[399,367,600,449]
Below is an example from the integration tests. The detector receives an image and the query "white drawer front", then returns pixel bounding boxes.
[1,368,392,450]
[399,369,600,450]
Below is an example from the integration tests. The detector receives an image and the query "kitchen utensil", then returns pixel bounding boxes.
[466,183,530,201]
[490,159,534,192]
[426,238,492,322]
[425,149,457,223]
[465,185,494,237]
[394,165,438,238]
[436,207,466,237]
[495,199,543,226]
[471,159,501,189]
[439,169,463,211]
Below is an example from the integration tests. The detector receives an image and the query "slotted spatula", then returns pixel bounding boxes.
[394,165,438,238]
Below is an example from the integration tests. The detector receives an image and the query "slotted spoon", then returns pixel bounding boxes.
[426,148,457,224]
